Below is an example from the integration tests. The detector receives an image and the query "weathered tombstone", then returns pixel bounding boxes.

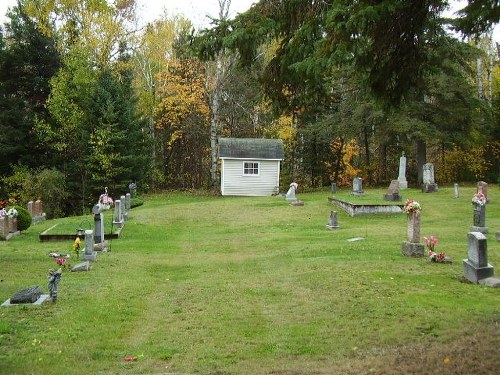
[463,232,494,283]
[128,182,137,198]
[71,261,91,272]
[454,183,460,198]
[383,180,402,201]
[331,183,337,194]
[120,195,127,221]
[27,201,34,217]
[471,202,488,234]
[8,217,17,233]
[352,177,364,196]
[496,232,500,242]
[47,268,62,302]
[397,152,408,189]
[422,163,438,193]
[401,211,425,256]
[326,211,340,230]
[10,286,42,304]
[285,182,298,201]
[92,204,105,245]
[477,181,489,202]
[0,217,7,238]
[113,199,124,228]
[82,229,97,262]
[125,193,131,211]
[34,200,43,217]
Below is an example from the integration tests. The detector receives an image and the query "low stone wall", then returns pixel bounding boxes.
[328,198,404,217]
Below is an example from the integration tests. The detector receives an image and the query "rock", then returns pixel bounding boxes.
[71,261,91,272]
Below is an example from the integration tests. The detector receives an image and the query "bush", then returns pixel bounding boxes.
[130,197,144,209]
[11,205,31,231]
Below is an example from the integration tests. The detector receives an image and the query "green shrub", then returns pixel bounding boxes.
[130,197,144,208]
[12,206,31,231]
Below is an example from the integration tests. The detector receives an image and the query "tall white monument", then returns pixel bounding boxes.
[398,152,408,189]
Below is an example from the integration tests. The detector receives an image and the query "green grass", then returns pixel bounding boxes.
[0,186,499,374]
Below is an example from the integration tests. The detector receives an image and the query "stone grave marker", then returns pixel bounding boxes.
[92,204,105,245]
[422,163,438,193]
[83,229,97,262]
[0,217,8,238]
[71,261,91,272]
[401,211,425,256]
[125,193,131,211]
[27,201,34,217]
[398,152,408,189]
[285,182,298,201]
[383,180,402,201]
[326,211,340,230]
[120,195,127,221]
[454,183,460,198]
[352,177,364,196]
[471,202,488,234]
[463,232,494,283]
[113,199,124,228]
[331,183,337,194]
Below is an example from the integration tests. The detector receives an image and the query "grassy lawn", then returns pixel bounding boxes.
[0,185,499,374]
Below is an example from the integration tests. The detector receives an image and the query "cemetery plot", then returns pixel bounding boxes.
[39,215,120,241]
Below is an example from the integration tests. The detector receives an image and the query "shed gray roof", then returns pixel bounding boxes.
[219,138,284,160]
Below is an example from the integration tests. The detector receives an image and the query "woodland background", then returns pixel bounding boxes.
[0,0,498,218]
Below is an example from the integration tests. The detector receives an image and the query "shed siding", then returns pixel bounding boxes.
[221,159,280,196]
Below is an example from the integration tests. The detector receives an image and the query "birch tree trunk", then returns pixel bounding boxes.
[210,0,231,188]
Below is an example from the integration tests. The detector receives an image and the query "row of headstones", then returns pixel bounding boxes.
[27,200,46,221]
[402,203,496,285]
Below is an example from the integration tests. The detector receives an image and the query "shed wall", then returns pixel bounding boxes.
[221,159,280,196]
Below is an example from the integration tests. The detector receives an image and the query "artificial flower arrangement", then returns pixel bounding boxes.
[471,192,487,206]
[0,208,7,217]
[403,199,421,213]
[73,237,81,258]
[424,235,451,263]
[7,208,18,217]
[98,187,114,209]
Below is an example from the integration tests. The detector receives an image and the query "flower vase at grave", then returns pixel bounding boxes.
[471,203,488,234]
[401,211,425,257]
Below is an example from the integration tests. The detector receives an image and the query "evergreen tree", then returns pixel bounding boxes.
[0,1,60,176]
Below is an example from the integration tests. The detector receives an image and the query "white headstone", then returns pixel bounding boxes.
[398,153,408,189]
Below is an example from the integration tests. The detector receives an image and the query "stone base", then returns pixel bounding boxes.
[82,252,97,262]
[383,193,402,202]
[401,241,425,257]
[2,294,50,307]
[478,276,500,288]
[93,241,108,252]
[463,259,494,283]
[470,226,489,234]
[113,220,124,228]
[71,261,91,272]
[422,183,438,193]
[0,231,21,241]
[326,224,340,230]
[291,200,304,206]
[351,191,364,196]
[398,180,408,190]
[495,232,500,241]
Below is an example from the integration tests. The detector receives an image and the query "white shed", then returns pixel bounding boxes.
[219,138,284,196]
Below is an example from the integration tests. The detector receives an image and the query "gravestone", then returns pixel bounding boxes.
[10,286,42,304]
[352,177,364,196]
[477,181,489,202]
[397,152,408,189]
[401,211,425,256]
[71,261,91,272]
[326,211,340,230]
[496,232,500,242]
[471,203,488,234]
[285,183,298,201]
[8,217,17,233]
[0,217,8,238]
[454,183,460,198]
[82,229,97,262]
[383,180,402,201]
[128,182,137,198]
[120,195,127,221]
[463,232,494,283]
[27,201,34,217]
[125,193,131,211]
[331,183,337,194]
[92,204,105,245]
[422,163,438,193]
[34,200,43,217]
[113,199,124,228]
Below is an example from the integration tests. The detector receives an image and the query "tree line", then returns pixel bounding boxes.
[0,0,498,217]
